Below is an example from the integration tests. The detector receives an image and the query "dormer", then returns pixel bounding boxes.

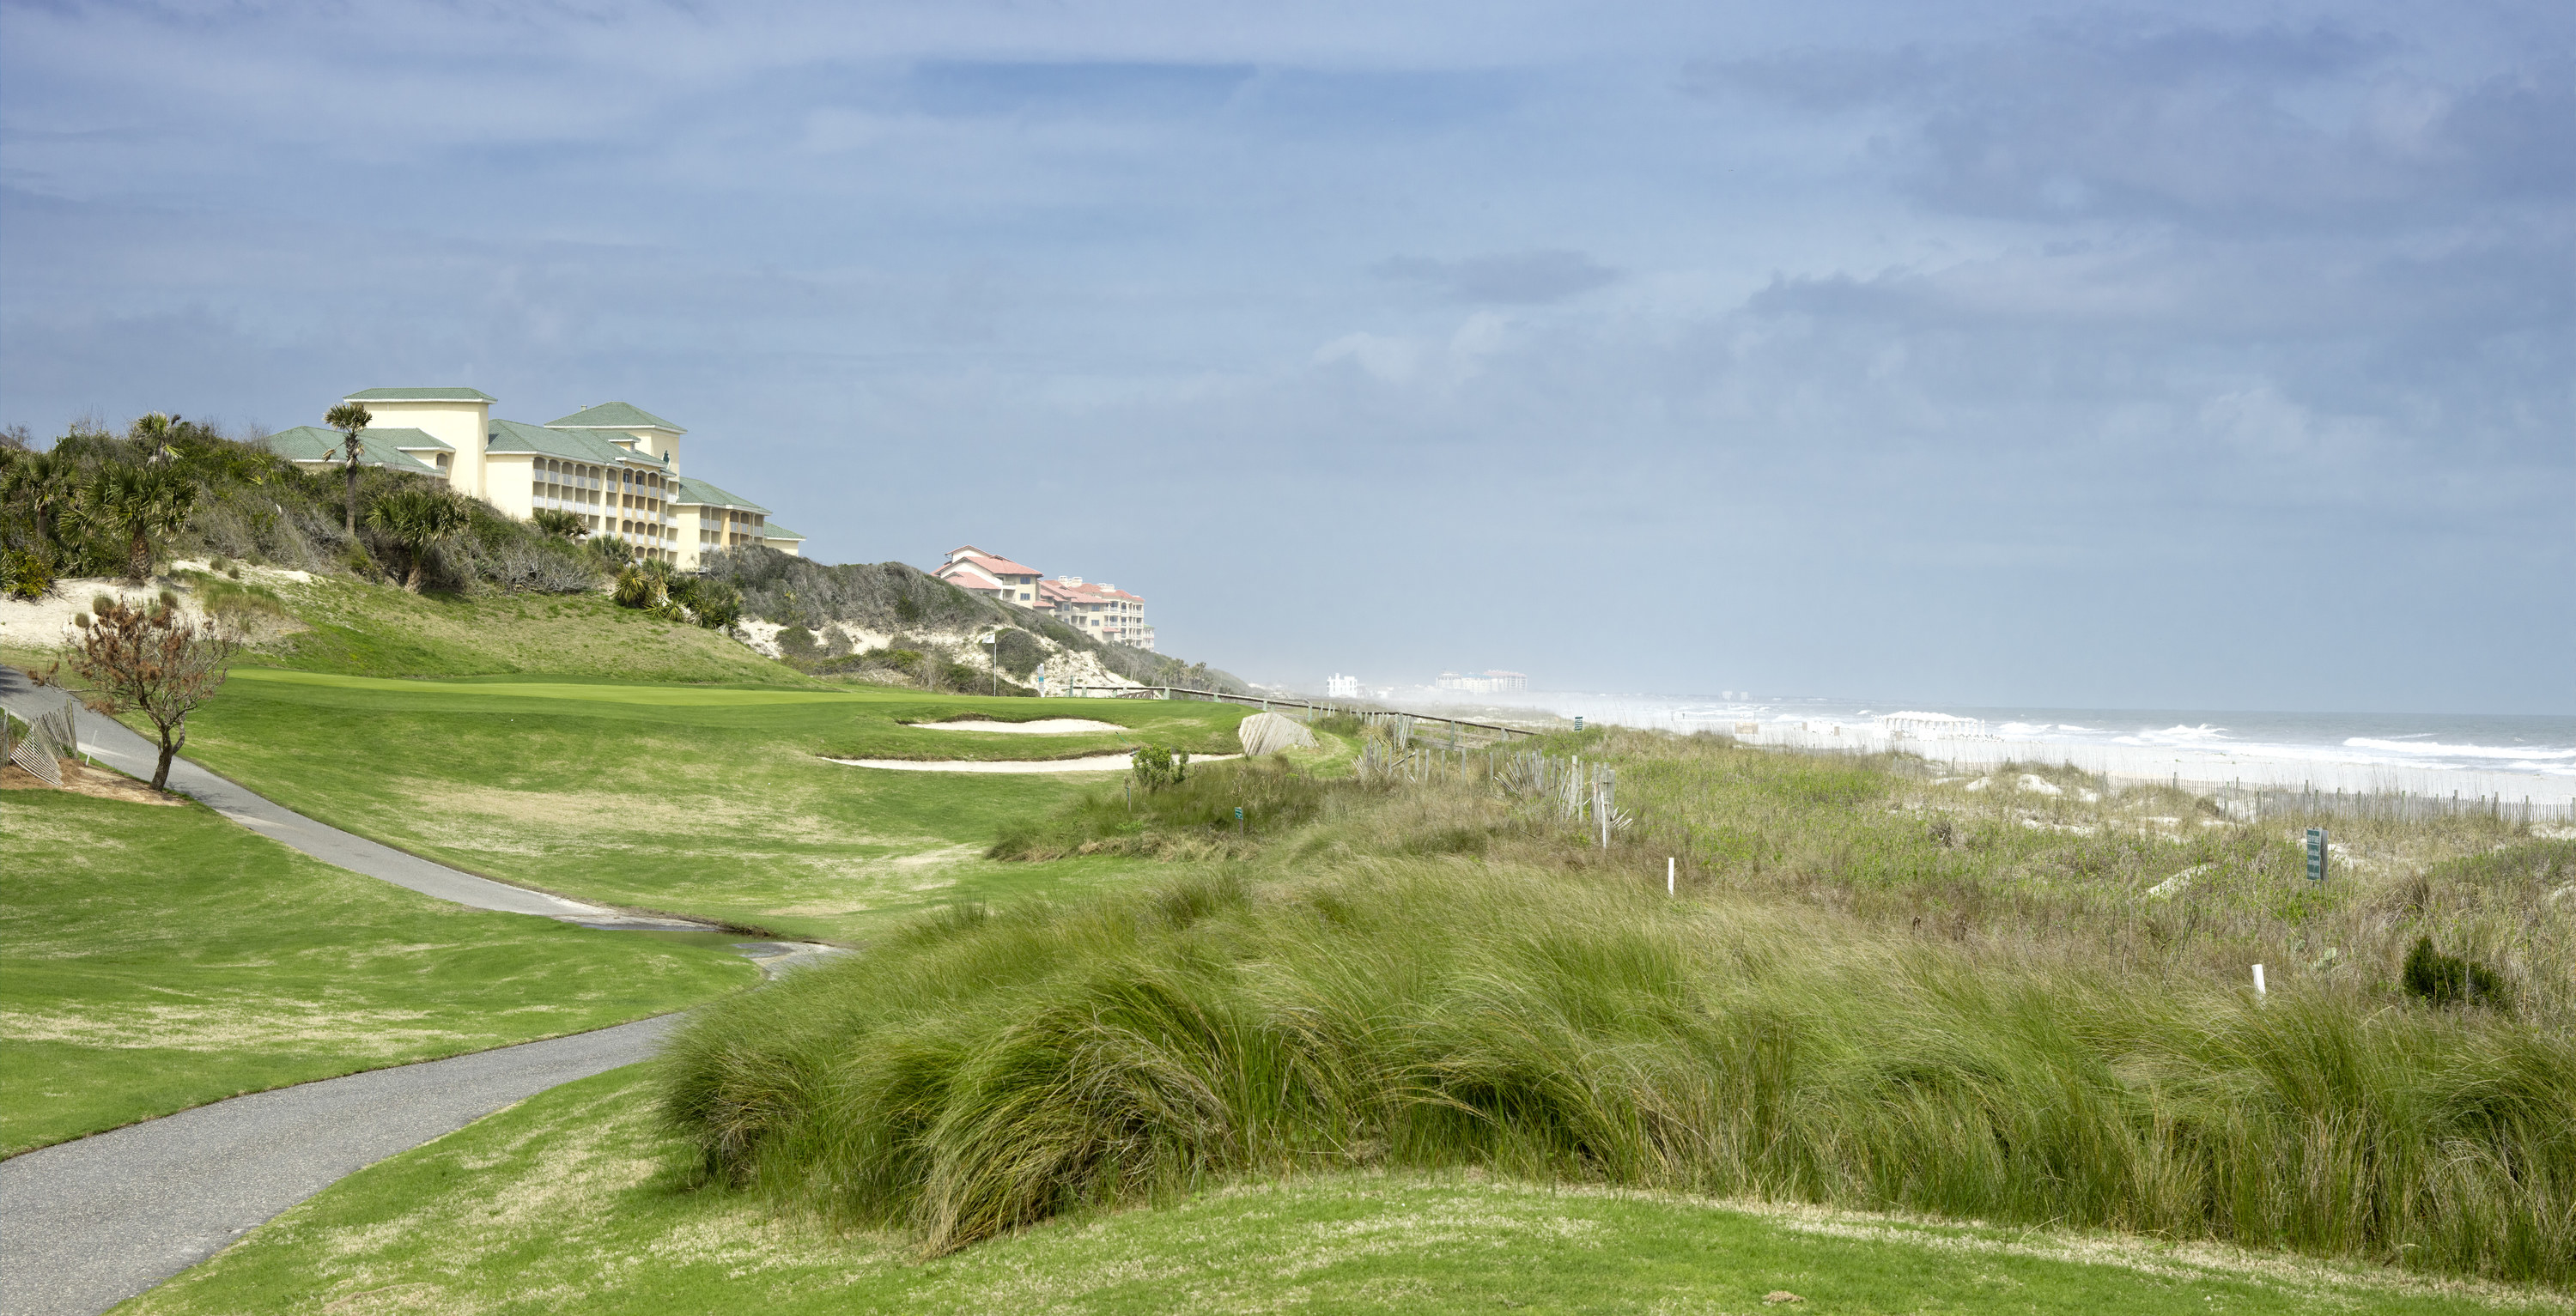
[343,387,495,488]
[547,402,687,472]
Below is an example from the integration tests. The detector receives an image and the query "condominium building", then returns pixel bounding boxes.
[264,388,791,568]
[1040,576,1153,651]
[934,546,1045,604]
[1436,670,1529,694]
[928,544,1158,651]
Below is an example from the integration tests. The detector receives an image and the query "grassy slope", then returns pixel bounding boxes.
[118,1064,2567,1316]
[0,790,756,1155]
[169,669,1254,942]
[254,573,810,685]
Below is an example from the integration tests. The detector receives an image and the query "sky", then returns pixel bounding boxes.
[3,1,2568,713]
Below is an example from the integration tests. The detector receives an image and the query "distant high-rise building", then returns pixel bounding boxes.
[1436,670,1528,694]
[1326,673,1361,699]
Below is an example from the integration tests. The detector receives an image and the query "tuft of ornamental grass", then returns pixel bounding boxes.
[660,862,2576,1284]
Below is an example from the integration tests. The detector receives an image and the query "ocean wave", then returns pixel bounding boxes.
[2110,724,2233,746]
[2344,737,2576,762]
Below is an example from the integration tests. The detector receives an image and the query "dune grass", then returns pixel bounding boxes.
[987,743,1355,861]
[0,788,756,1155]
[664,862,2575,1284]
[120,1064,2572,1316]
[159,669,1253,941]
[664,729,2576,1288]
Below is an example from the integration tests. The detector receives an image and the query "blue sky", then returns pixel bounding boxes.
[3,1,2567,711]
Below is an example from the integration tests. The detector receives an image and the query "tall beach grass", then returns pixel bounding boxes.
[664,862,2574,1281]
[665,730,2575,1283]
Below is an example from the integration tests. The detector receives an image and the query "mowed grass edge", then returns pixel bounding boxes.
[118,1063,2573,1316]
[0,788,757,1154]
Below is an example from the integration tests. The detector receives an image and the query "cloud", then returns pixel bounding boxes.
[1686,22,2576,229]
[2,1,2568,708]
[1374,249,1617,304]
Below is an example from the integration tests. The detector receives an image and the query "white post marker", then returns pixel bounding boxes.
[2252,963,2267,998]
[1668,857,1675,896]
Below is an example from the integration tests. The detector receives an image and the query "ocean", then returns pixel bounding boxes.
[1388,687,2576,810]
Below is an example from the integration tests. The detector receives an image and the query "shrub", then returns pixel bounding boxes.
[479,540,599,594]
[668,576,744,631]
[1,547,54,600]
[613,561,671,609]
[993,628,1045,678]
[2403,937,2506,1007]
[776,625,819,660]
[1130,742,1189,790]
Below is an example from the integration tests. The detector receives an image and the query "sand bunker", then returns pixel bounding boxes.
[828,753,1242,773]
[908,719,1126,735]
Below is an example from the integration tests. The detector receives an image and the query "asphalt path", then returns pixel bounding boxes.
[0,667,684,927]
[1,665,831,1313]
[0,1017,677,1316]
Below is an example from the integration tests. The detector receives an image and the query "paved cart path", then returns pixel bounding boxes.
[0,1018,676,1316]
[2,665,840,1313]
[0,668,683,927]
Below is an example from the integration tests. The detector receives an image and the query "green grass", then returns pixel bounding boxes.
[252,573,810,684]
[164,669,1255,942]
[0,789,757,1155]
[666,852,2576,1286]
[988,743,1358,860]
[118,1064,2571,1316]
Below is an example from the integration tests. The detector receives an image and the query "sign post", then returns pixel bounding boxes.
[2306,828,2328,883]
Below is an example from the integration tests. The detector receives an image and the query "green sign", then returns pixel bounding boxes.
[2306,828,2328,883]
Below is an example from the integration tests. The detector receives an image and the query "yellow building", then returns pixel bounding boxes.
[671,476,776,571]
[267,389,799,567]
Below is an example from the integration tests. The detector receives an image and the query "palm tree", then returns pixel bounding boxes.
[1,449,79,547]
[364,486,472,591]
[130,411,180,464]
[76,464,197,583]
[323,403,373,536]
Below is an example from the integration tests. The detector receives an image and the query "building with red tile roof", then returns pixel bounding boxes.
[934,547,1157,652]
[1042,576,1154,651]
[935,544,1044,604]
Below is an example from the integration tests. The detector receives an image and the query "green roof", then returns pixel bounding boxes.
[484,418,665,465]
[762,525,805,541]
[545,401,683,434]
[261,427,443,474]
[343,387,496,403]
[670,475,769,514]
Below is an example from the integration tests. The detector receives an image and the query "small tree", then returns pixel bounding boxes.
[75,463,197,583]
[365,486,473,591]
[70,591,241,791]
[323,403,373,535]
[1130,742,1189,791]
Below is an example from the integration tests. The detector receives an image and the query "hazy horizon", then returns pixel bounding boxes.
[5,1,2567,713]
